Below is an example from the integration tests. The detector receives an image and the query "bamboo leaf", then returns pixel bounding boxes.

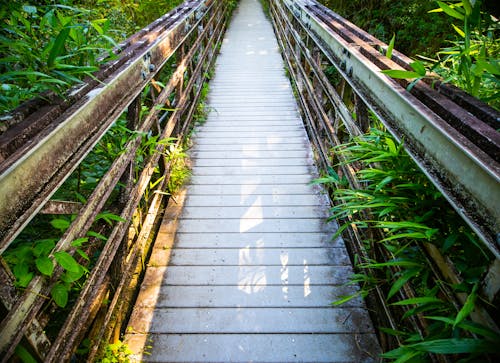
[47,26,70,68]
[387,268,421,300]
[386,34,395,59]
[452,23,465,38]
[454,283,478,327]
[426,316,500,340]
[391,296,443,306]
[436,1,465,20]
[410,61,426,77]
[381,69,421,79]
[409,338,497,354]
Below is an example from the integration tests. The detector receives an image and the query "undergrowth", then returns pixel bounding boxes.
[315,127,499,361]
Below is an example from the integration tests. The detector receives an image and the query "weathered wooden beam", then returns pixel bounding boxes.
[0,0,210,254]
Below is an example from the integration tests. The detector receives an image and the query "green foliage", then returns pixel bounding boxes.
[97,340,132,363]
[318,0,454,57]
[315,127,497,361]
[0,3,118,113]
[430,0,499,108]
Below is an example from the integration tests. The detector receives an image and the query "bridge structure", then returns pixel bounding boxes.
[0,0,498,362]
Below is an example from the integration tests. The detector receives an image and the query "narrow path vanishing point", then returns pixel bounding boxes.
[125,0,381,361]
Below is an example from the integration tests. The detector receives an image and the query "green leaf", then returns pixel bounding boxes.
[386,34,395,59]
[50,218,70,231]
[71,237,89,247]
[452,23,465,38]
[14,345,38,363]
[76,248,90,262]
[462,0,472,15]
[33,239,56,257]
[35,256,54,276]
[47,26,70,68]
[60,266,85,283]
[409,338,497,354]
[51,283,69,308]
[436,1,465,20]
[387,268,421,300]
[54,251,80,272]
[426,316,500,340]
[391,296,443,306]
[87,230,108,241]
[13,263,33,288]
[410,61,426,77]
[381,69,421,79]
[362,259,423,269]
[454,283,478,327]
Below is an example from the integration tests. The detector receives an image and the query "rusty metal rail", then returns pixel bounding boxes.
[0,0,230,361]
[270,0,499,353]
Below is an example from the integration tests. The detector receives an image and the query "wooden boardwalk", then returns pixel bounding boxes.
[124,0,380,361]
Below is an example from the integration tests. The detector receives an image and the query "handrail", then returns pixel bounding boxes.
[270,0,499,353]
[0,0,230,360]
[279,0,500,255]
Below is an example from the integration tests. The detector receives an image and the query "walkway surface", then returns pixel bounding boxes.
[124,0,380,361]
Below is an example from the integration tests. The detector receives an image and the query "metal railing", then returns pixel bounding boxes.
[271,0,499,354]
[0,0,230,360]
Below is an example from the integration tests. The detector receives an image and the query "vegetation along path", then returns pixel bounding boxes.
[124,0,380,361]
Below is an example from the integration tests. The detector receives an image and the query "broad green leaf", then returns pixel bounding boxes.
[436,1,465,20]
[54,251,80,272]
[13,263,33,287]
[60,266,85,283]
[35,256,54,276]
[454,283,477,327]
[386,34,395,59]
[33,239,56,257]
[409,338,497,354]
[51,283,69,308]
[391,296,443,306]
[47,27,70,68]
[50,218,70,231]
[381,69,421,79]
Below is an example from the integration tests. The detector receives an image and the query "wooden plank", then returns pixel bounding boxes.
[167,247,351,266]
[175,218,332,233]
[193,158,310,167]
[192,165,311,175]
[125,333,380,362]
[183,194,327,206]
[172,232,343,248]
[189,174,315,184]
[128,307,375,333]
[186,184,320,195]
[135,285,364,308]
[141,265,353,286]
